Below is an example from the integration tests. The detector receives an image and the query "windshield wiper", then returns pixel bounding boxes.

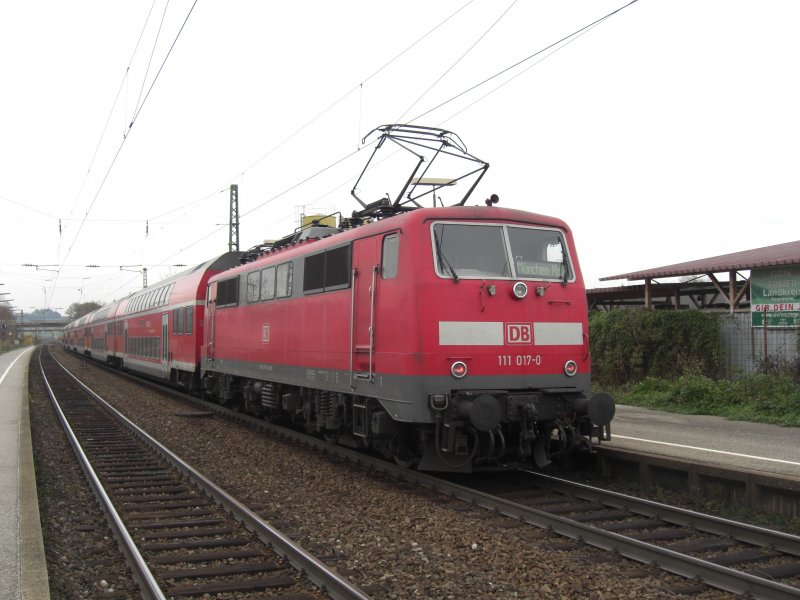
[434,229,459,282]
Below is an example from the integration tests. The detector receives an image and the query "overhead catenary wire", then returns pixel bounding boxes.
[228,0,641,234]
[394,0,519,125]
[410,0,640,124]
[117,1,478,285]
[66,0,159,224]
[438,21,603,127]
[52,0,200,308]
[131,0,171,129]
[83,1,637,306]
[202,0,477,196]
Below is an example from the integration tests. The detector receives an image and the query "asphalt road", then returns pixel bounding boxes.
[605,404,800,479]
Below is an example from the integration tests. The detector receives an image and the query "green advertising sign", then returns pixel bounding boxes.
[751,265,800,328]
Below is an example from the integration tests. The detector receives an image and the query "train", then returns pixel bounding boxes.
[64,125,615,472]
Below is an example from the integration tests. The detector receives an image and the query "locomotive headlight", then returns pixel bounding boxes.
[512,281,528,299]
[451,361,468,379]
[564,360,578,377]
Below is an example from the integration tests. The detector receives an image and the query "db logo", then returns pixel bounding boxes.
[505,323,532,345]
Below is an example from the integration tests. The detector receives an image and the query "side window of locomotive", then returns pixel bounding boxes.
[506,227,572,281]
[324,245,350,290]
[382,234,399,279]
[185,306,193,334]
[260,266,276,301]
[217,276,240,307]
[303,253,325,294]
[432,223,510,278]
[276,262,293,298]
[246,271,261,303]
[303,246,350,294]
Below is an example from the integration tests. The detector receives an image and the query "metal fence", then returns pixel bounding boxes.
[720,312,799,378]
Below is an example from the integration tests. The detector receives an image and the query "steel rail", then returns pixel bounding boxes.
[521,469,800,557]
[47,348,372,600]
[62,347,800,599]
[39,350,167,600]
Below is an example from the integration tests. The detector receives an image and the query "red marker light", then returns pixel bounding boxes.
[451,361,468,379]
[564,360,578,377]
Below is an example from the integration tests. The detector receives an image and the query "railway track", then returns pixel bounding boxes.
[39,346,371,600]
[58,345,800,599]
[465,469,800,599]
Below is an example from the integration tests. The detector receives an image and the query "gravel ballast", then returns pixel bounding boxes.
[33,347,736,599]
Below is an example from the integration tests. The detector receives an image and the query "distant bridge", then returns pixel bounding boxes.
[15,319,68,341]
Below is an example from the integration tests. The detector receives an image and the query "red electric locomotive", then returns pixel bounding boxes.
[65,125,614,472]
[199,125,614,471]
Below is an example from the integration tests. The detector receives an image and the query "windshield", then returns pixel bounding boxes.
[431,222,572,281]
[432,223,511,278]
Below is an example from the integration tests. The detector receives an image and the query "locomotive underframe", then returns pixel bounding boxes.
[199,367,612,472]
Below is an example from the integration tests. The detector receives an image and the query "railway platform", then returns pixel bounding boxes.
[0,346,50,600]
[606,404,800,479]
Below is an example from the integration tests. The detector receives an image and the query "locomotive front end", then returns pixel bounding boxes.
[411,208,615,471]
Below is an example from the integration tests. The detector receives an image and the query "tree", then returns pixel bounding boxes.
[65,301,102,321]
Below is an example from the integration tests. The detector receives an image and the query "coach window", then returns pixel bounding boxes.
[382,234,399,279]
[276,262,293,298]
[260,266,276,300]
[185,306,193,334]
[173,308,184,334]
[246,271,261,303]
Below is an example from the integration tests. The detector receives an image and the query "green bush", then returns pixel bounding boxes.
[614,373,800,427]
[589,310,724,387]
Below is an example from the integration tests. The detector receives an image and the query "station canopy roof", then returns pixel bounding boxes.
[590,239,800,312]
[600,239,800,282]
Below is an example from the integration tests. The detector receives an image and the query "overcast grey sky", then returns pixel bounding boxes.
[1,0,798,313]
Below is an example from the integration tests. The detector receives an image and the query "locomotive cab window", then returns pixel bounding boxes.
[382,234,399,279]
[507,226,572,281]
[432,223,510,279]
[431,222,574,282]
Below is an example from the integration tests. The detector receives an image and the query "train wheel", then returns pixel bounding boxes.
[389,426,422,469]
[392,452,419,469]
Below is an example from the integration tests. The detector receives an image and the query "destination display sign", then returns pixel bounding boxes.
[751,265,800,328]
